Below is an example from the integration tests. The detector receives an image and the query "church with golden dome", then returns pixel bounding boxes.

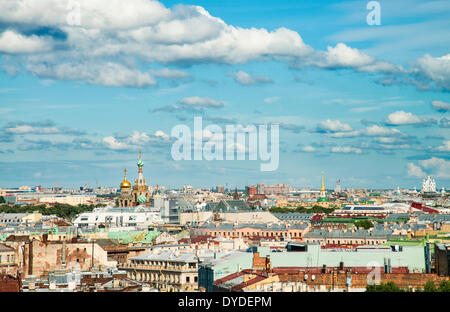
[119,152,151,207]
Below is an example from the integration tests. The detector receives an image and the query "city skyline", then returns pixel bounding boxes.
[0,0,449,189]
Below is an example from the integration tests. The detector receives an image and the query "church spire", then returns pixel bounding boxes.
[321,171,325,192]
[233,187,239,200]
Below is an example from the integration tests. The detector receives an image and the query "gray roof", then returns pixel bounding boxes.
[418,214,450,223]
[213,200,251,213]
[0,243,14,252]
[272,213,314,221]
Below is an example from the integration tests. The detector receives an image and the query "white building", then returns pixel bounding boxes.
[73,206,163,229]
[421,176,437,193]
[38,194,97,205]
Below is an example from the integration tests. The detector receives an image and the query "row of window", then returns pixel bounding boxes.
[306,239,385,245]
[197,231,302,238]
[0,254,14,263]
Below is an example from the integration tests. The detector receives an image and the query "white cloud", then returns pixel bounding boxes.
[179,96,224,109]
[436,140,450,152]
[362,125,406,137]
[431,100,450,112]
[299,145,316,152]
[331,146,362,154]
[5,125,59,134]
[320,43,374,68]
[408,157,450,179]
[0,29,52,53]
[264,97,281,103]
[407,162,426,177]
[233,70,272,85]
[103,130,173,150]
[149,68,191,81]
[414,54,450,90]
[419,157,450,178]
[102,136,132,150]
[0,0,446,91]
[317,119,353,133]
[386,111,436,126]
[26,62,157,87]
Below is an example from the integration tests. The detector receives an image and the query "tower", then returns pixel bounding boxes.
[132,151,150,206]
[119,168,132,207]
[233,187,239,200]
[320,171,326,197]
[317,171,328,203]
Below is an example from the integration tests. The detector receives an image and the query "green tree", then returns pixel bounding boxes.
[366,282,405,292]
[354,220,374,229]
[0,196,5,204]
[438,280,450,292]
[423,280,437,292]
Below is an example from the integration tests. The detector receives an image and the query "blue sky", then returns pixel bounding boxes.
[0,0,449,189]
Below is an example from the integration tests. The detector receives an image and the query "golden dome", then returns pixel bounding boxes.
[120,179,131,189]
[120,168,132,189]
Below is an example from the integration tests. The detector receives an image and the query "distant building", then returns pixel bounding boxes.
[119,152,151,207]
[422,176,437,193]
[335,180,342,193]
[0,244,16,275]
[73,206,162,229]
[435,243,450,276]
[120,250,199,291]
[216,186,225,193]
[245,186,257,196]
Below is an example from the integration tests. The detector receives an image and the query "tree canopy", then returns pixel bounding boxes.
[0,203,104,219]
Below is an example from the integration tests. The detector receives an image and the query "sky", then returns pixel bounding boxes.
[0,0,449,190]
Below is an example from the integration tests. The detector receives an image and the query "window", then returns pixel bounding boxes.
[186,277,190,283]
[194,276,198,282]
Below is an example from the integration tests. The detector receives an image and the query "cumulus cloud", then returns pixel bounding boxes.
[2,120,86,136]
[431,100,450,112]
[407,162,426,177]
[149,68,192,82]
[316,119,353,133]
[408,157,450,179]
[297,145,316,153]
[436,140,450,152]
[103,130,172,151]
[385,110,436,126]
[0,29,53,53]
[413,54,450,90]
[362,125,406,137]
[331,146,362,154]
[27,62,157,87]
[0,0,447,91]
[233,70,272,85]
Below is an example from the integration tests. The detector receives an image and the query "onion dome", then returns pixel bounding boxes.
[137,151,144,168]
[120,168,131,189]
[138,194,147,203]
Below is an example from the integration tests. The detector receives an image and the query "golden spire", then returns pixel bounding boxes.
[120,168,131,189]
[321,171,325,192]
